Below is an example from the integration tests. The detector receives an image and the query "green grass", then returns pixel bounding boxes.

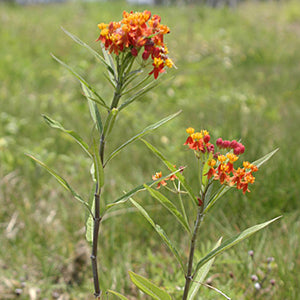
[0,0,299,299]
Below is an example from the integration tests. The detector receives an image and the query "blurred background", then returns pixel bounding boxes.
[0,0,299,299]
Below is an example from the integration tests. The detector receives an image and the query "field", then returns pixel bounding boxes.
[0,0,300,299]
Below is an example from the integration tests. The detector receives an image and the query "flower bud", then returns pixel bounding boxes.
[230,140,238,148]
[203,134,210,143]
[223,140,230,148]
[216,138,223,147]
[254,282,261,290]
[239,144,245,154]
[197,197,203,206]
[251,275,258,282]
[153,47,160,58]
[270,279,276,286]
[234,145,245,155]
[15,289,23,296]
[207,144,215,153]
[142,50,150,60]
[131,48,138,57]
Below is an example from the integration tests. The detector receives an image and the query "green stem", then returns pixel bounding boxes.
[177,181,189,228]
[91,132,106,298]
[91,192,102,298]
[91,60,125,297]
[182,205,204,300]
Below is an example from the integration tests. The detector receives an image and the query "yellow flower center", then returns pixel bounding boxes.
[218,155,227,163]
[208,159,216,167]
[153,57,164,67]
[98,23,108,30]
[165,58,173,68]
[186,127,195,135]
[243,161,252,170]
[100,28,109,37]
[191,132,203,140]
[226,153,239,163]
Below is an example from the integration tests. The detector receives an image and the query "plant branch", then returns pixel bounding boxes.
[90,133,106,297]
[91,192,102,298]
[182,205,204,300]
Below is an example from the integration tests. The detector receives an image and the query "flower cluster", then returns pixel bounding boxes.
[216,137,245,155]
[184,127,215,153]
[97,10,173,79]
[152,169,179,189]
[184,127,258,193]
[152,166,184,189]
[207,155,258,194]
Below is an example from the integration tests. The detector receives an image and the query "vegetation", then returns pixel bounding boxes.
[0,0,299,299]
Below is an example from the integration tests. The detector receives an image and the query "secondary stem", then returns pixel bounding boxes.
[182,205,204,300]
[91,192,102,298]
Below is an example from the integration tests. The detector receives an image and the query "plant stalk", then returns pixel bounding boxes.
[91,65,123,296]
[91,132,105,297]
[182,205,204,300]
[91,192,102,298]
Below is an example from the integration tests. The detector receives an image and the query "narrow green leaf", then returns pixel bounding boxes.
[26,154,92,215]
[122,72,149,94]
[105,169,181,212]
[61,27,113,73]
[252,148,279,168]
[85,200,94,243]
[91,138,104,193]
[51,54,108,108]
[105,111,181,165]
[188,237,223,300]
[141,139,198,206]
[81,83,103,134]
[107,290,129,300]
[130,198,185,274]
[192,216,281,278]
[105,184,145,211]
[101,43,117,83]
[204,185,229,214]
[42,115,92,159]
[122,69,144,89]
[119,79,161,111]
[129,271,171,300]
[103,108,118,138]
[144,185,191,234]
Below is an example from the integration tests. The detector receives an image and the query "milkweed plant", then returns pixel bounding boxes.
[27,10,280,300]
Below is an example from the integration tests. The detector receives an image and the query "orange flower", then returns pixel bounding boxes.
[184,127,259,194]
[149,57,165,79]
[184,127,195,145]
[151,166,179,189]
[97,10,172,79]
[152,171,167,189]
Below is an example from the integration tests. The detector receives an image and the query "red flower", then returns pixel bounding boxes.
[97,10,172,79]
[131,48,138,56]
[149,57,165,79]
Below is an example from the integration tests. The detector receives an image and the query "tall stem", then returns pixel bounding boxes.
[90,59,123,297]
[91,192,102,298]
[91,133,105,298]
[182,205,204,300]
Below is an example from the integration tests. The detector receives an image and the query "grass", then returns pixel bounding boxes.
[0,0,299,299]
